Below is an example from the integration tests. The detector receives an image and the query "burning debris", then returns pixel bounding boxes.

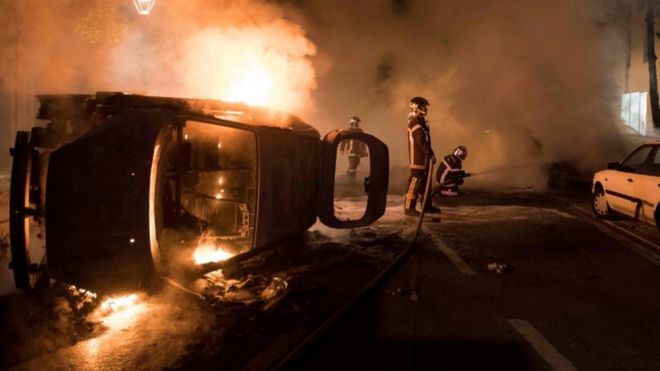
[98,293,139,314]
[203,271,289,310]
[193,240,236,265]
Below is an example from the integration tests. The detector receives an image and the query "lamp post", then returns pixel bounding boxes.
[133,0,156,16]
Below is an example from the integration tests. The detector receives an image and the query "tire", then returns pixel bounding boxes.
[9,130,48,290]
[592,184,613,219]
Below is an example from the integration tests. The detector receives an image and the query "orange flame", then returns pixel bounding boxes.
[193,242,234,265]
[100,294,139,313]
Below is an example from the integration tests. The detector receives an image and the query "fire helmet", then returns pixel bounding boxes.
[409,96,430,117]
[349,116,361,127]
[453,145,468,160]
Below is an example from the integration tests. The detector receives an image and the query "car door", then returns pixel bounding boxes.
[606,145,654,216]
[633,144,660,224]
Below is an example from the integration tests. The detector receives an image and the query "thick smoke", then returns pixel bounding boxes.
[0,0,317,172]
[0,0,635,189]
[292,0,630,189]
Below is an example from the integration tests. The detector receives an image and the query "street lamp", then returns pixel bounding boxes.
[133,0,156,15]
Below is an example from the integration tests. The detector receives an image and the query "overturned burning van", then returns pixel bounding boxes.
[9,93,388,292]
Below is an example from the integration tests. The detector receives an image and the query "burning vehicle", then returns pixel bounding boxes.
[9,92,388,293]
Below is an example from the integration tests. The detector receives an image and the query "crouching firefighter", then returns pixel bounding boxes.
[435,145,470,197]
[404,97,442,216]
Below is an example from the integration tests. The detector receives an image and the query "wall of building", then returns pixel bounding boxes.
[623,2,660,138]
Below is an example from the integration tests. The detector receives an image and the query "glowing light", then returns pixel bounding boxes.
[225,59,273,106]
[93,293,147,331]
[100,294,138,313]
[217,177,224,185]
[217,142,222,149]
[133,0,156,16]
[184,134,189,141]
[193,242,233,264]
[215,193,222,200]
[129,238,135,244]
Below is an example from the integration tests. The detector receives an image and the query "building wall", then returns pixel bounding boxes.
[623,2,660,138]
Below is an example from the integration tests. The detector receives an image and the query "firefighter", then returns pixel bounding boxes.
[339,116,368,180]
[435,145,470,197]
[404,97,441,216]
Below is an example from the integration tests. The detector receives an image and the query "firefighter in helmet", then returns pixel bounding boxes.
[339,116,369,180]
[404,97,441,216]
[435,145,470,197]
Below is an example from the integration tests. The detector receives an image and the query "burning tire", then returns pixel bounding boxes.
[592,184,613,219]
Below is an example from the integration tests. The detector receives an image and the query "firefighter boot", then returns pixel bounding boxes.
[423,197,442,214]
[404,176,421,217]
[405,203,421,217]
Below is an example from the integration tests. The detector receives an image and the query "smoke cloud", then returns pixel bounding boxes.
[294,0,629,189]
[0,0,636,190]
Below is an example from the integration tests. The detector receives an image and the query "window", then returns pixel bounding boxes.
[152,120,258,271]
[621,92,648,134]
[622,145,653,172]
[644,145,660,176]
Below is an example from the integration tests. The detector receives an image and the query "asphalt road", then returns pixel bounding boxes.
[2,186,659,370]
[292,190,660,371]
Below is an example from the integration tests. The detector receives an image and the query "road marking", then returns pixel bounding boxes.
[569,205,660,267]
[508,319,579,371]
[425,228,476,275]
[573,205,659,247]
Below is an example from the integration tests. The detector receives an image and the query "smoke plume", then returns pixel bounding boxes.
[0,0,635,190]
[294,0,629,189]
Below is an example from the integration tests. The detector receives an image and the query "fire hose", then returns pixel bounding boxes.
[272,158,436,370]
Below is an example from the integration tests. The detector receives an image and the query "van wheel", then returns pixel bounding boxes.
[592,185,613,219]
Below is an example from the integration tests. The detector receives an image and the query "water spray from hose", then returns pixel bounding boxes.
[468,158,549,178]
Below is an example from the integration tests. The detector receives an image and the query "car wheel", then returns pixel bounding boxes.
[592,185,613,219]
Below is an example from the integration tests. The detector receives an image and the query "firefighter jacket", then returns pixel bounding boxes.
[407,115,433,170]
[436,154,465,186]
[339,127,368,157]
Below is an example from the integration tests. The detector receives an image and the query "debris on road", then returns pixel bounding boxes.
[487,262,512,274]
[204,272,290,310]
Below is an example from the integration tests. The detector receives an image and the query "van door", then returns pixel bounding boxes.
[317,129,389,228]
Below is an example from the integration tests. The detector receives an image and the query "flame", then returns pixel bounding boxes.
[225,58,273,106]
[92,293,148,332]
[193,242,233,264]
[147,27,317,113]
[100,294,139,313]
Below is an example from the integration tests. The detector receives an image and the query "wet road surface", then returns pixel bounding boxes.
[1,188,659,370]
[293,190,660,371]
